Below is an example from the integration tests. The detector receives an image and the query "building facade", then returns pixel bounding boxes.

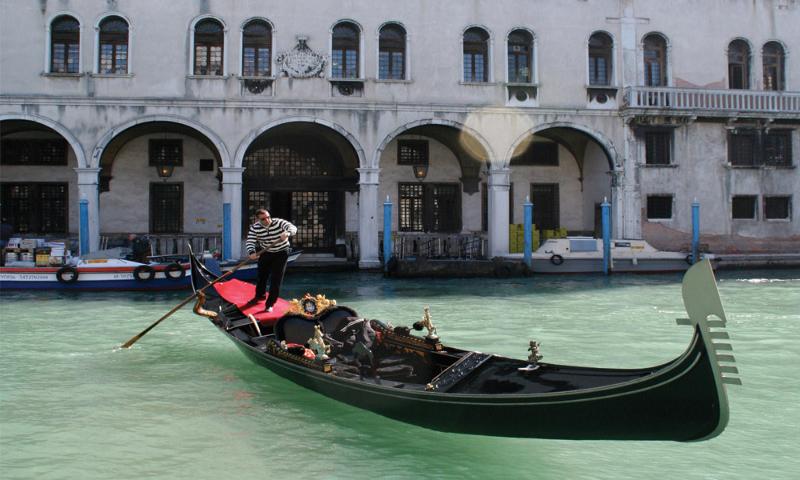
[1,0,798,267]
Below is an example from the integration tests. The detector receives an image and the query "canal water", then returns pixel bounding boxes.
[1,269,798,480]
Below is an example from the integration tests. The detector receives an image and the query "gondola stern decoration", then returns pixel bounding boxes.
[288,293,337,318]
[678,259,740,441]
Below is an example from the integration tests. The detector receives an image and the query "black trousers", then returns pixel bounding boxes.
[255,249,289,308]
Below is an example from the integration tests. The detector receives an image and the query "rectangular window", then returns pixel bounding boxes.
[647,195,673,220]
[729,130,793,167]
[728,131,758,166]
[530,183,559,230]
[1,139,68,165]
[398,183,461,233]
[0,182,68,234]
[464,53,486,82]
[397,140,429,165]
[149,139,183,166]
[764,196,791,220]
[589,56,608,86]
[764,131,792,167]
[512,142,558,166]
[732,195,757,219]
[399,183,424,231]
[150,183,183,233]
[645,131,672,165]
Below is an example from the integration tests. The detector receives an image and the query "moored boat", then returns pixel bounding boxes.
[187,253,739,441]
[526,237,716,273]
[0,257,189,290]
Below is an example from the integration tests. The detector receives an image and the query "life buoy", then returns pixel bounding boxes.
[164,262,184,280]
[550,254,564,266]
[133,265,155,281]
[685,254,694,265]
[56,266,79,283]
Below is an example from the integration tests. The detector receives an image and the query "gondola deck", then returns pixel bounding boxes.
[188,253,738,441]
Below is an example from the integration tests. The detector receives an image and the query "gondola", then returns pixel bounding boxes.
[188,253,739,441]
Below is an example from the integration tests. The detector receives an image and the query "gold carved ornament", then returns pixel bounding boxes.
[288,293,337,318]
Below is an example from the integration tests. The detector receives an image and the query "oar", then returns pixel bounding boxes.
[120,247,268,349]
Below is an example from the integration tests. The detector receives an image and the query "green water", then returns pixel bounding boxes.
[1,270,798,480]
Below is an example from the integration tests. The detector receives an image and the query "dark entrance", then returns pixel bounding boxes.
[530,183,560,230]
[242,133,356,253]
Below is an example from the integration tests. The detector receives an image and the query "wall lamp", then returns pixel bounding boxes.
[156,163,174,179]
[412,164,428,180]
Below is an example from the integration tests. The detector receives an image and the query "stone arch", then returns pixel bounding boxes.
[505,121,619,171]
[92,114,230,169]
[374,118,496,169]
[234,116,366,169]
[0,112,88,168]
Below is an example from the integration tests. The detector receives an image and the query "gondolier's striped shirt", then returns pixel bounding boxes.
[245,218,297,254]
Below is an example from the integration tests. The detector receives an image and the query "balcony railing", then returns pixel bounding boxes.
[624,86,800,114]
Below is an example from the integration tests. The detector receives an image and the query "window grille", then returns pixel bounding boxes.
[399,183,424,232]
[149,139,183,166]
[1,139,68,165]
[647,195,673,220]
[397,140,429,165]
[531,183,560,229]
[0,182,68,233]
[291,191,333,250]
[150,183,183,233]
[243,145,334,178]
[729,130,792,167]
[645,131,672,165]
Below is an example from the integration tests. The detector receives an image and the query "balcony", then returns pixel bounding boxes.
[623,87,800,118]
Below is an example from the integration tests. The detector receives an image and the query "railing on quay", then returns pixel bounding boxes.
[379,233,487,262]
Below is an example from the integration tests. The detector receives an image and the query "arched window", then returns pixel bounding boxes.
[194,19,224,76]
[728,40,750,89]
[763,42,785,91]
[98,16,129,74]
[242,20,271,77]
[507,29,533,83]
[464,27,489,82]
[379,23,406,80]
[332,22,360,79]
[589,32,613,86]
[643,34,667,86]
[50,15,80,73]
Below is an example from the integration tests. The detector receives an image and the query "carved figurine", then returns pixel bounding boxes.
[307,324,330,361]
[528,341,542,364]
[420,306,438,341]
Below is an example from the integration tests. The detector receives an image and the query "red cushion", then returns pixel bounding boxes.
[213,279,292,325]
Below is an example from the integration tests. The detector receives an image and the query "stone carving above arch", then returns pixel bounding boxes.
[276,36,327,78]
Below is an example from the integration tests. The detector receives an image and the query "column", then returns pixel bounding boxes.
[357,167,381,269]
[219,167,245,260]
[74,167,101,253]
[487,167,511,258]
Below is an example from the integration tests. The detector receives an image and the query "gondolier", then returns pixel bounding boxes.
[246,209,297,312]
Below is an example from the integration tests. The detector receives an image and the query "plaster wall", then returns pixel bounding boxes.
[98,134,222,233]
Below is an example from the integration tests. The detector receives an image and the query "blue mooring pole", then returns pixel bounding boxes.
[691,199,700,264]
[601,198,611,275]
[523,196,533,269]
[383,196,393,272]
[222,202,232,260]
[79,199,90,256]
